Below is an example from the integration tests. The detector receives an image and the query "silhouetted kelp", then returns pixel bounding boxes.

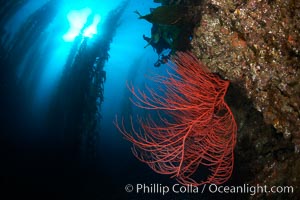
[136,0,203,66]
[1,0,59,87]
[0,0,59,138]
[48,1,129,162]
[0,0,29,30]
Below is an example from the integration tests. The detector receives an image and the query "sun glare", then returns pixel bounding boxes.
[63,8,101,42]
[83,14,101,38]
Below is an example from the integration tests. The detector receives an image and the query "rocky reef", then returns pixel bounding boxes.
[192,0,300,146]
[140,0,299,198]
[190,0,300,198]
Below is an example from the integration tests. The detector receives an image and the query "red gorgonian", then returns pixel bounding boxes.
[115,52,237,186]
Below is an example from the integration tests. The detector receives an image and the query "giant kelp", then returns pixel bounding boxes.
[1,0,59,85]
[0,0,29,30]
[136,5,189,25]
[137,1,202,60]
[48,1,129,161]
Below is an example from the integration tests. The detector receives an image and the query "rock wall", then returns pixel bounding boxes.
[191,0,300,147]
[191,0,300,198]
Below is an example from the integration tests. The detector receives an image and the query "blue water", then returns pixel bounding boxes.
[2,0,157,108]
[0,1,246,199]
[0,0,172,199]
[1,1,160,129]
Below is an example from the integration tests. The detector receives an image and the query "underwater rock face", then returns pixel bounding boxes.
[192,0,300,146]
[191,0,300,198]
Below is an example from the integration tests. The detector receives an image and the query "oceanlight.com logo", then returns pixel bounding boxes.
[208,184,294,196]
[124,183,294,196]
